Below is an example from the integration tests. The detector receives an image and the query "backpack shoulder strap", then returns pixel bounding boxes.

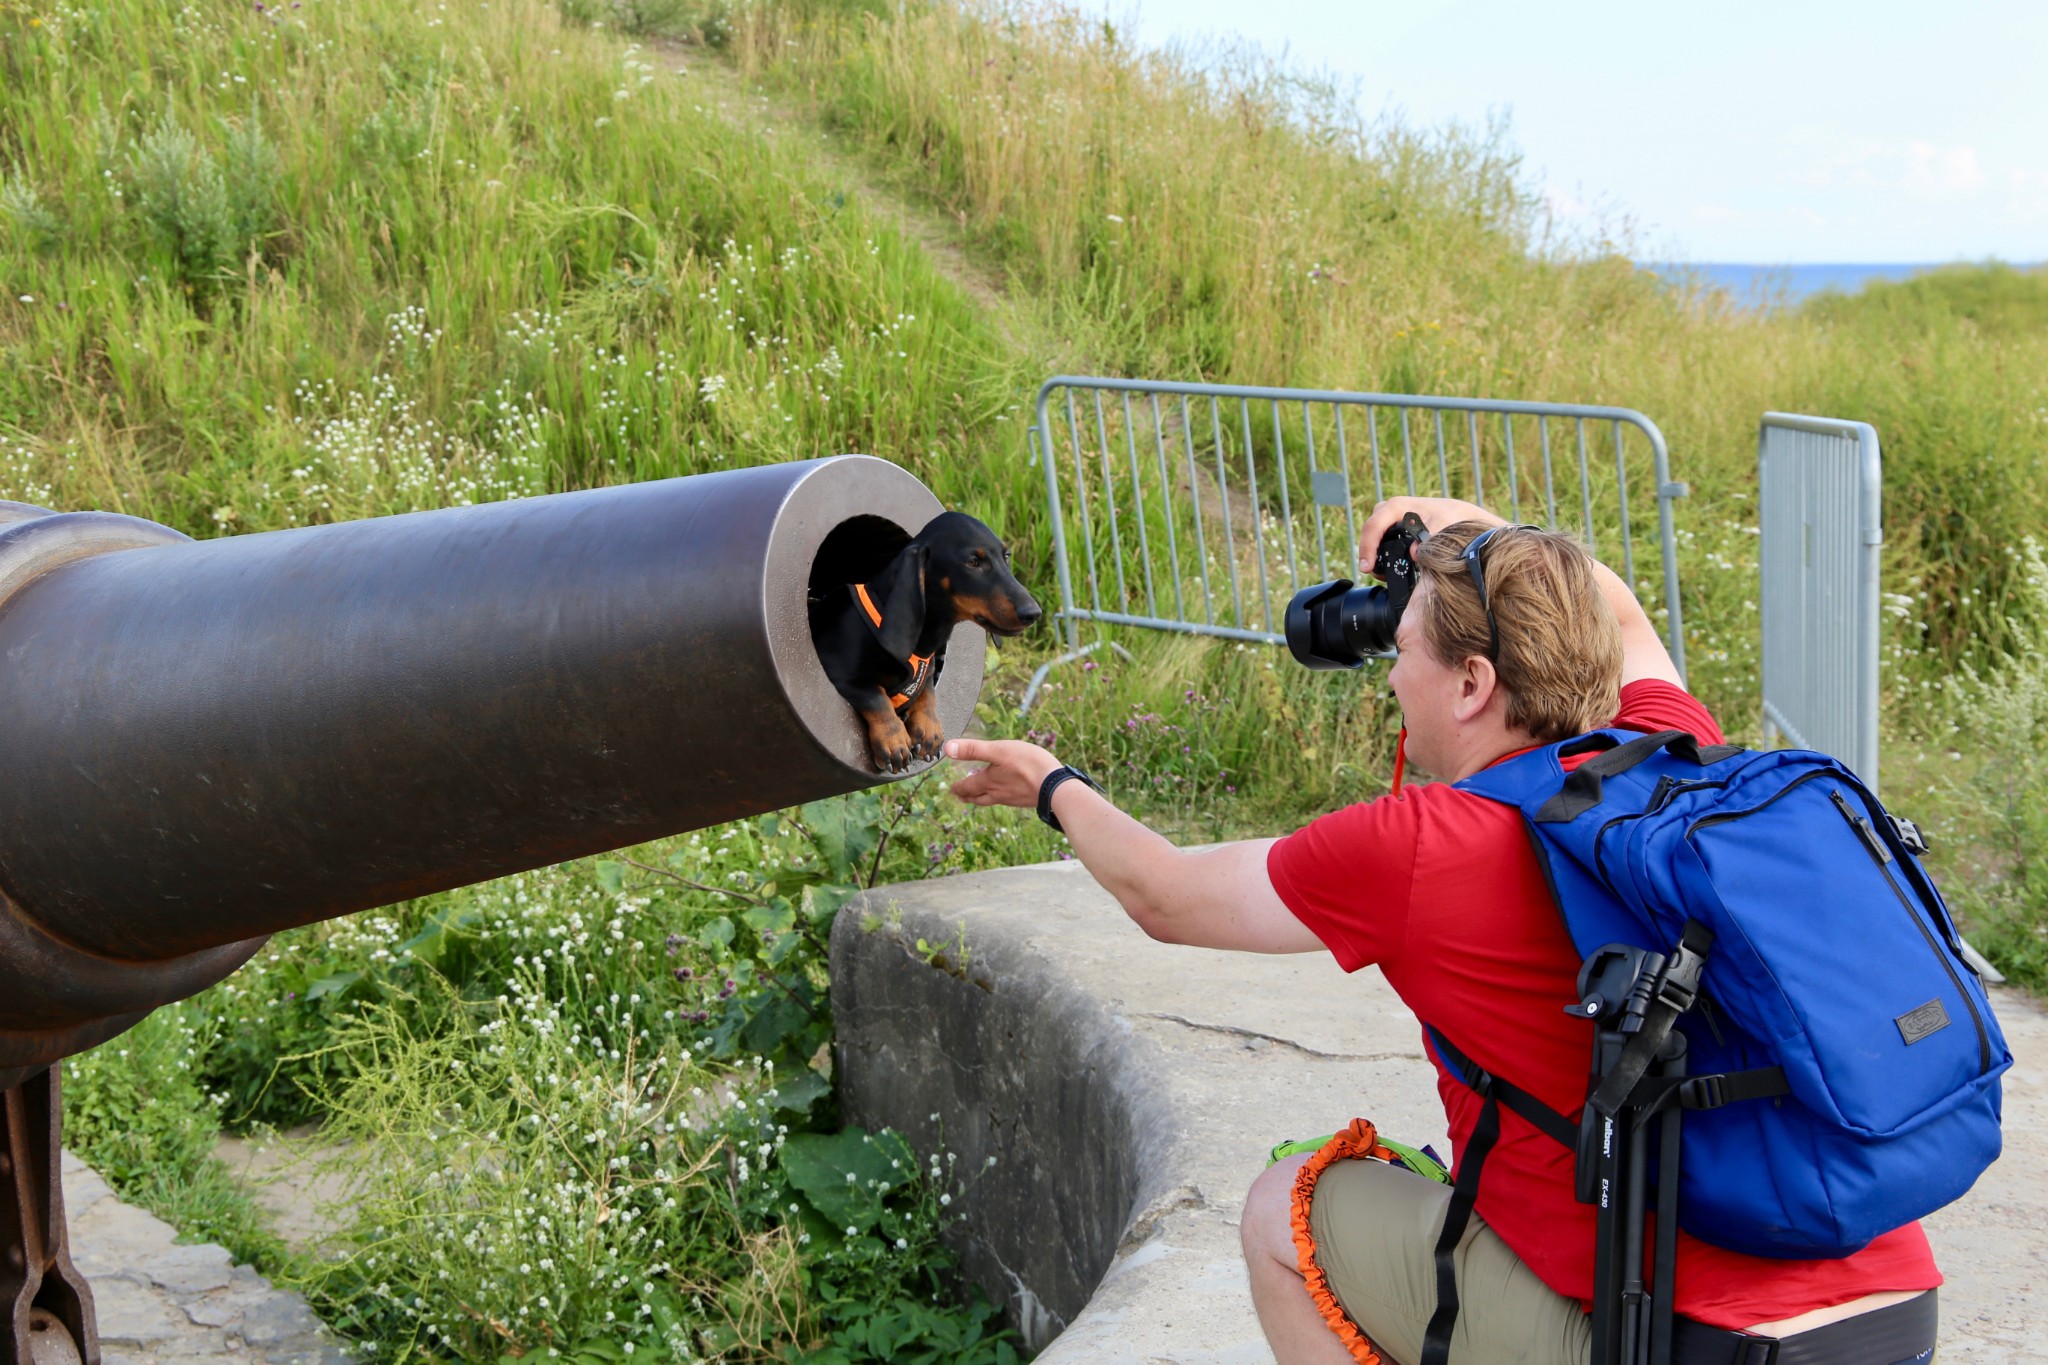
[1417,1026,1578,1365]
[1423,1026,1578,1149]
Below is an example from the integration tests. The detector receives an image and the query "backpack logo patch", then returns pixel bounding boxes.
[1896,999,1951,1046]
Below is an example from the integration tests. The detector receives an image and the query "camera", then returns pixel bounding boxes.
[1284,512,1429,669]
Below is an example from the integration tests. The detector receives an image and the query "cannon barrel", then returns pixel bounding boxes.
[0,455,982,1085]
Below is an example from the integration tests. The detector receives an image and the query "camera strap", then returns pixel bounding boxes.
[1391,728,1409,795]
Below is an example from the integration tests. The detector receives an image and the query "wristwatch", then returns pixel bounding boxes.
[1036,764,1103,834]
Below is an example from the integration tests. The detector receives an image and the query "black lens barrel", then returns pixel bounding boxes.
[1284,579,1398,670]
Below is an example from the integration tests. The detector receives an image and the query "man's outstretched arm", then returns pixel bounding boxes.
[941,737,1323,954]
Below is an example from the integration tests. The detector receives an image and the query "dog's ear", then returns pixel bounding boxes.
[866,540,929,659]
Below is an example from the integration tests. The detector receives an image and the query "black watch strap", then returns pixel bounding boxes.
[1037,765,1102,833]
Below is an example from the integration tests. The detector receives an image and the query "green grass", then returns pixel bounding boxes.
[9,0,2048,1356]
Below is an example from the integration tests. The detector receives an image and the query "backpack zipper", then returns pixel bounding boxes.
[1684,769,1829,837]
[1830,788,1992,1074]
[1591,779,1731,889]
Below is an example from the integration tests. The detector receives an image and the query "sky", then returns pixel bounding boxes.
[1121,0,2048,264]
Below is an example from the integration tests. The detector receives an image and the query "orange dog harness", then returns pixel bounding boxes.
[851,582,937,711]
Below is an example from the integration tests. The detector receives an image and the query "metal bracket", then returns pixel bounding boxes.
[1018,637,1137,714]
[0,1069,96,1365]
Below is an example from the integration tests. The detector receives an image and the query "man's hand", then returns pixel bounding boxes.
[942,738,1063,810]
[941,737,1319,953]
[1355,496,1505,578]
[1357,495,1679,687]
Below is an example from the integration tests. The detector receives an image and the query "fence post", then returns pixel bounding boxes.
[1758,413,1882,791]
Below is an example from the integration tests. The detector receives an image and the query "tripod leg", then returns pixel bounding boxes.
[1621,1113,1651,1365]
[1588,1105,1625,1365]
[1649,1050,1685,1365]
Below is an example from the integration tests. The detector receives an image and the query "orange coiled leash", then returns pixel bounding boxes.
[1289,1119,1398,1365]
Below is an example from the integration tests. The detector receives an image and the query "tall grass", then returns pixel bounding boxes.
[724,0,2048,722]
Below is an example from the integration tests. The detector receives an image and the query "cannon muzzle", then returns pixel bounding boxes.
[0,455,982,1083]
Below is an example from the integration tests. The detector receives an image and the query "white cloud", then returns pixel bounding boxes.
[1779,129,1989,199]
[1901,140,1984,193]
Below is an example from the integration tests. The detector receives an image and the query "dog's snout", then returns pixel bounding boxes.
[1017,600,1043,628]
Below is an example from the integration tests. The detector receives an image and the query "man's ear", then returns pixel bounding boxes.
[869,541,929,658]
[1451,655,1498,724]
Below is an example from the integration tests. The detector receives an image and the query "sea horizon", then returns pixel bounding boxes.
[1637,261,2040,306]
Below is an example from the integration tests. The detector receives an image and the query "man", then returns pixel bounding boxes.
[942,496,1940,1365]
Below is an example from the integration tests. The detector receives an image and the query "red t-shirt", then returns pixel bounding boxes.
[1267,680,1941,1329]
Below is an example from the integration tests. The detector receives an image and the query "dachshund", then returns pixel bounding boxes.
[813,510,1041,772]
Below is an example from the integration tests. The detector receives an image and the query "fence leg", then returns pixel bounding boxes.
[1018,639,1137,715]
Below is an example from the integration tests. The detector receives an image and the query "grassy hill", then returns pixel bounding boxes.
[6,0,2048,1358]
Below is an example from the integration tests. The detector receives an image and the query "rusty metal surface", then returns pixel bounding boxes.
[0,1070,97,1365]
[0,455,980,1045]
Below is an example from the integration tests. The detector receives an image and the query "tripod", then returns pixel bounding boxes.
[1576,947,1694,1365]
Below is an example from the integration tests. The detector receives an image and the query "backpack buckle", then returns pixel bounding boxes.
[1888,814,1931,856]
[1651,938,1707,1016]
[1680,1074,1727,1109]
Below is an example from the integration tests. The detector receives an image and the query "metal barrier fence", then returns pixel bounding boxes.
[1758,413,1882,790]
[1029,376,1690,689]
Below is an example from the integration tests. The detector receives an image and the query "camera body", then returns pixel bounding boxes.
[1284,511,1430,669]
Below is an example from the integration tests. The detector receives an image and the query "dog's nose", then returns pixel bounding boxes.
[1018,602,1043,628]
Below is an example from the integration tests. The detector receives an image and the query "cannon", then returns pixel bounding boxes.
[0,455,984,1364]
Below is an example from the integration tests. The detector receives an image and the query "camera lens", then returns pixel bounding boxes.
[1285,579,1400,670]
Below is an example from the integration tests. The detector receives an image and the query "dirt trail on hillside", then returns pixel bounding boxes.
[656,39,1060,367]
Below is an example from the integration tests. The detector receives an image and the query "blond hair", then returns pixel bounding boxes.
[1410,522,1623,741]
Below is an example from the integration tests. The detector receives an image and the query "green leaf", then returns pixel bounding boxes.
[742,899,797,938]
[768,864,826,892]
[302,970,361,1001]
[594,860,625,894]
[698,916,736,950]
[393,903,478,971]
[803,882,861,927]
[764,1068,831,1117]
[779,1128,915,1233]
[801,793,882,883]
[758,813,781,839]
[739,991,815,1058]
[764,930,803,966]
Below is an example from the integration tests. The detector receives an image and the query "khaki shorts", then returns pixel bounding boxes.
[1306,1154,1591,1365]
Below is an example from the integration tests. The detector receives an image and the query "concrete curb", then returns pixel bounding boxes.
[60,1152,351,1365]
[832,862,2047,1363]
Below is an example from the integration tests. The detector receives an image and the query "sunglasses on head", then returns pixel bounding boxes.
[1458,524,1541,663]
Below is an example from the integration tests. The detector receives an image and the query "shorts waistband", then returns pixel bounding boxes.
[1670,1291,1937,1365]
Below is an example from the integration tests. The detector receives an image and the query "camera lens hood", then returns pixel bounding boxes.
[1285,578,1367,670]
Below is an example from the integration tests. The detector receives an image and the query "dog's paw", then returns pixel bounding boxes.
[863,712,918,773]
[872,734,918,772]
[905,713,945,763]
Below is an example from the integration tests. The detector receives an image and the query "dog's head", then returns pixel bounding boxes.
[861,510,1041,658]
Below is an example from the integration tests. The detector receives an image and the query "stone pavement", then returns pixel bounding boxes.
[61,1151,351,1365]
[833,861,2048,1363]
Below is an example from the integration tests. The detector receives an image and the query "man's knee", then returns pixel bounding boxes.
[1243,1153,1309,1266]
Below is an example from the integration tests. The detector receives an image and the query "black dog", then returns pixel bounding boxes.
[814,511,1041,772]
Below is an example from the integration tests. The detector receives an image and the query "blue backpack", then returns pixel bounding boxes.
[1446,728,2009,1262]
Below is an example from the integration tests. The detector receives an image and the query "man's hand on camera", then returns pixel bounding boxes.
[942,738,1064,810]
[1357,497,1505,577]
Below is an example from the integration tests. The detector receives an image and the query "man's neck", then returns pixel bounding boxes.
[1444,729,1544,783]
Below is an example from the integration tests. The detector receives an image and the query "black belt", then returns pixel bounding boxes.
[1670,1292,1936,1365]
